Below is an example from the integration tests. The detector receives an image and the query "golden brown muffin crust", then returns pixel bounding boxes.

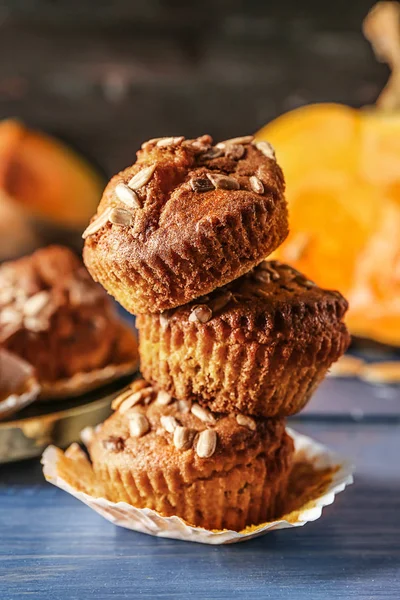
[137,261,350,417]
[87,379,294,529]
[83,135,288,313]
[157,260,349,344]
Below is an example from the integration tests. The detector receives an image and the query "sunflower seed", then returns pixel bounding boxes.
[24,316,49,332]
[0,306,22,326]
[254,141,276,160]
[131,379,152,393]
[0,287,14,305]
[80,426,95,445]
[155,390,173,406]
[115,183,141,208]
[178,399,192,414]
[253,269,271,284]
[128,165,156,190]
[160,415,179,433]
[199,147,223,161]
[111,388,137,410]
[224,144,245,160]
[23,291,51,318]
[173,426,194,450]
[236,414,257,431]
[141,137,163,149]
[188,304,212,324]
[191,403,216,424]
[82,207,113,239]
[118,388,153,413]
[206,173,240,190]
[249,176,264,194]
[156,136,185,147]
[196,429,217,458]
[190,177,215,193]
[103,436,124,452]
[217,135,254,147]
[109,207,133,227]
[209,291,232,312]
[129,413,150,437]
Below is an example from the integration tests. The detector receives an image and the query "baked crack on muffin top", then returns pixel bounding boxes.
[83,135,288,313]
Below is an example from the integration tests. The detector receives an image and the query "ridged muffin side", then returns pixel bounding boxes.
[137,261,350,417]
[86,380,294,531]
[83,135,288,314]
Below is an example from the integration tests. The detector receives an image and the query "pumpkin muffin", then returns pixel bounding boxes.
[83,134,288,314]
[137,261,350,417]
[0,245,137,385]
[86,379,294,531]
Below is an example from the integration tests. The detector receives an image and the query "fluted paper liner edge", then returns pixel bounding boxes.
[41,428,354,544]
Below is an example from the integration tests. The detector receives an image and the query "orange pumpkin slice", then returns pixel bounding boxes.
[256,3,400,346]
[0,119,104,229]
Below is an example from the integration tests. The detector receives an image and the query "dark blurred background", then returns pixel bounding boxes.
[0,0,388,175]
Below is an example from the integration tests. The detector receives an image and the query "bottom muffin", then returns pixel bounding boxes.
[86,380,294,531]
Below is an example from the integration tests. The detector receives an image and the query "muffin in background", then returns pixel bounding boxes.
[137,261,350,417]
[86,379,294,531]
[83,134,288,314]
[0,245,136,386]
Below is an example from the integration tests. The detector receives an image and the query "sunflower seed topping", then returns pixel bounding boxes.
[254,140,276,160]
[224,144,245,160]
[178,399,192,414]
[196,429,217,458]
[155,390,173,406]
[23,291,51,317]
[156,136,185,147]
[206,173,240,190]
[191,403,216,424]
[217,135,254,147]
[199,147,223,161]
[249,176,265,194]
[109,207,133,227]
[115,183,141,208]
[160,415,179,433]
[190,177,215,193]
[188,304,213,324]
[141,137,163,149]
[129,413,150,438]
[82,207,113,239]
[209,291,233,312]
[128,164,156,190]
[236,414,257,431]
[111,388,138,411]
[103,436,124,452]
[173,426,194,451]
[118,388,154,413]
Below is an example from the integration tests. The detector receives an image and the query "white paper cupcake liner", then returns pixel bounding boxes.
[41,428,354,544]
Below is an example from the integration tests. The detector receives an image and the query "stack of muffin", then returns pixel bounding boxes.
[82,134,349,531]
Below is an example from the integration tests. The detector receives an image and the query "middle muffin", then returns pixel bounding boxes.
[137,260,350,418]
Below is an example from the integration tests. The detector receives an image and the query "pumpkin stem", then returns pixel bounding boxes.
[363,1,400,109]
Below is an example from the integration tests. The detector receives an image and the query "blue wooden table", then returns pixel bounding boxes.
[1,379,399,600]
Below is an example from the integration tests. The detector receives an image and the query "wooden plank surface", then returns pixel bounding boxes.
[1,417,399,599]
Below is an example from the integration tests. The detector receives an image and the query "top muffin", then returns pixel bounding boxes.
[83,135,288,314]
